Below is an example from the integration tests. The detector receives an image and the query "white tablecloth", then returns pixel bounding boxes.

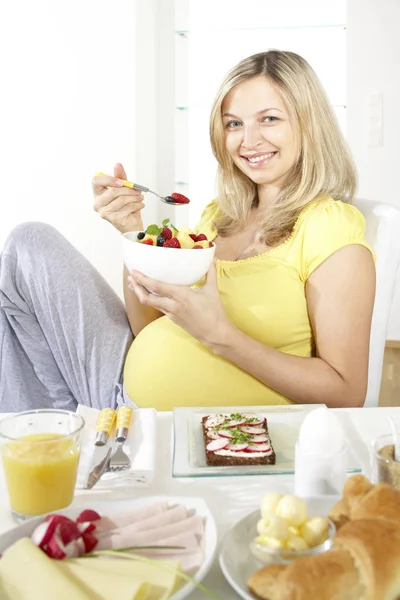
[1,407,400,599]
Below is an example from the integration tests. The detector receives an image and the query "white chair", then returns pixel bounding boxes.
[353,198,400,407]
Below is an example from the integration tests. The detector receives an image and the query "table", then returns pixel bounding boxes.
[1,407,400,599]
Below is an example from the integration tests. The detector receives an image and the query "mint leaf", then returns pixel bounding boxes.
[146,224,162,236]
[171,222,178,232]
[162,218,170,227]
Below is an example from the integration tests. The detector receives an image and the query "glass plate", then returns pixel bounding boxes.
[172,405,366,478]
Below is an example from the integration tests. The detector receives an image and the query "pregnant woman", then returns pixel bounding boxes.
[0,50,375,412]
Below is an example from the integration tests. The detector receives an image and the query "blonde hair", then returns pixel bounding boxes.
[209,50,357,245]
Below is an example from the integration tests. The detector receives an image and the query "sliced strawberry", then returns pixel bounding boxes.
[206,438,230,451]
[142,239,154,245]
[164,237,181,248]
[193,245,203,249]
[195,233,208,241]
[189,233,197,241]
[171,192,190,204]
[209,242,214,247]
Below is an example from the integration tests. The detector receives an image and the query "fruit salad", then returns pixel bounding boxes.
[136,219,214,249]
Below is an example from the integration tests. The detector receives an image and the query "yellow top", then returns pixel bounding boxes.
[123,197,372,411]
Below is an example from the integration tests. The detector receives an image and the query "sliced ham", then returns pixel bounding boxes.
[114,504,188,534]
[130,532,204,575]
[95,501,169,532]
[96,514,204,550]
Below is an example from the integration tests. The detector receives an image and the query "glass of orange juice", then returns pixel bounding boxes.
[0,409,84,522]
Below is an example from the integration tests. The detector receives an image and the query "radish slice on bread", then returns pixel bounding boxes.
[204,416,226,429]
[206,438,230,451]
[226,443,248,451]
[245,443,270,452]
[249,434,268,443]
[241,413,265,426]
[241,426,265,435]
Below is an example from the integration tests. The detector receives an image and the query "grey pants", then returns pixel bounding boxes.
[0,222,133,412]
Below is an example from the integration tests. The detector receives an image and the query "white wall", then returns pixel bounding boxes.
[347,0,400,339]
[0,0,142,296]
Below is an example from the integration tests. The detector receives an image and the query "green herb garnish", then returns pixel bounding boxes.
[146,223,162,236]
[230,412,244,421]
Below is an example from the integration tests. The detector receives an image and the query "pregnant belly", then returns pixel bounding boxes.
[123,317,290,411]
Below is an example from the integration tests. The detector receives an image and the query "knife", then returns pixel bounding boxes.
[85,447,112,490]
[84,408,116,490]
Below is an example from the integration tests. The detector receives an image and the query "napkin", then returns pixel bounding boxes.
[75,405,157,490]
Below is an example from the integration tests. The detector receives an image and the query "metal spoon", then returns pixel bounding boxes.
[387,416,400,461]
[95,172,187,206]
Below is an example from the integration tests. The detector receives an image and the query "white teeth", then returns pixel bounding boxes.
[246,152,275,163]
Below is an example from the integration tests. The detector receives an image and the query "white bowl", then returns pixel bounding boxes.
[122,232,216,285]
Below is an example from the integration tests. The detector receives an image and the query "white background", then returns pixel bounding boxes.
[1,0,400,337]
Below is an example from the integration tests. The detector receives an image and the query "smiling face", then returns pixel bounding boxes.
[222,75,299,192]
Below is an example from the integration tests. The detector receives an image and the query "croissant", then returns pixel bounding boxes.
[248,475,400,600]
[328,474,400,528]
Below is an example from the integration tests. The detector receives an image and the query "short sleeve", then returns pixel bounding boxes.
[193,200,219,240]
[299,199,374,281]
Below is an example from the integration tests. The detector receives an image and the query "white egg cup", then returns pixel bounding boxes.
[294,441,348,497]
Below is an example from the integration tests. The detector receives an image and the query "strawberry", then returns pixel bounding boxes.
[193,244,203,249]
[142,239,154,245]
[164,237,181,248]
[189,233,197,241]
[161,227,172,240]
[170,192,190,204]
[196,233,208,241]
[209,241,214,247]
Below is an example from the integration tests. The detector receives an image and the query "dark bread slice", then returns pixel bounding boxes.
[202,415,276,467]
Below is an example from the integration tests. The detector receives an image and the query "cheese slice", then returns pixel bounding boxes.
[0,538,181,600]
[67,556,182,599]
[0,538,96,600]
[58,562,153,600]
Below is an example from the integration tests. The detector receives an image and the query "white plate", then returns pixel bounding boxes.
[219,495,339,600]
[0,495,218,600]
[173,405,367,477]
